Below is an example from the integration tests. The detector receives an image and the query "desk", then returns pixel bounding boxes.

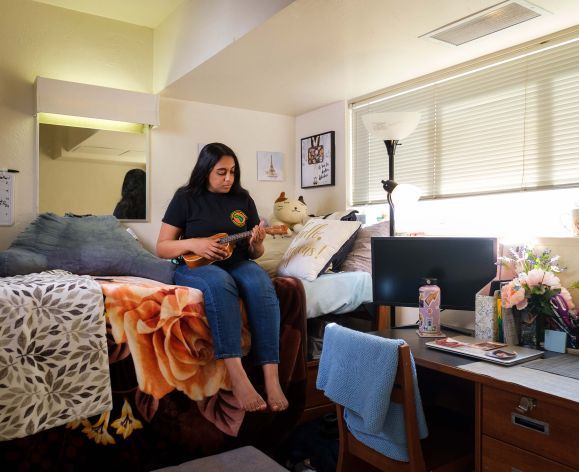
[380,329,579,472]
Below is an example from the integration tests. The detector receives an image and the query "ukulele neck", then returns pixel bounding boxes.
[218,231,251,244]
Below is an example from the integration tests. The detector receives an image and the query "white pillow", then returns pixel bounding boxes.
[277,219,361,281]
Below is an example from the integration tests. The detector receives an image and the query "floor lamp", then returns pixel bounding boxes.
[362,112,421,236]
[362,112,421,327]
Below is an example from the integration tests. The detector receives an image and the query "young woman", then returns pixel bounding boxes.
[156,143,288,412]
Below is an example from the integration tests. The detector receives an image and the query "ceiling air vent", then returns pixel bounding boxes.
[420,0,549,46]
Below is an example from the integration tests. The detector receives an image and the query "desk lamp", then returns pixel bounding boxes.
[362,112,421,236]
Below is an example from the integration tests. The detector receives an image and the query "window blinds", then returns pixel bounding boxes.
[351,37,579,206]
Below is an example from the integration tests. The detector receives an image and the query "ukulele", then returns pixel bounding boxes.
[181,225,288,268]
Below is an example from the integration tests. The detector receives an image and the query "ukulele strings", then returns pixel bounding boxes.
[218,231,251,244]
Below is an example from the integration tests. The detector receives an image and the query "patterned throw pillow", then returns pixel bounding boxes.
[0,213,175,283]
[277,219,361,281]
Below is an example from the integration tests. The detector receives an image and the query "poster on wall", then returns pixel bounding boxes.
[300,131,335,188]
[257,151,284,181]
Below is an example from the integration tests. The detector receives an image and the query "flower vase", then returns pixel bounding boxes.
[517,309,543,350]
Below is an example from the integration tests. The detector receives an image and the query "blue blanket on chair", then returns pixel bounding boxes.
[316,323,428,462]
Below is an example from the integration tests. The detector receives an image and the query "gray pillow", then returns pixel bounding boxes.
[0,213,175,283]
[340,220,390,274]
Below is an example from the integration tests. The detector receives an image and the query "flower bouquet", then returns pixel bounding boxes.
[498,246,578,349]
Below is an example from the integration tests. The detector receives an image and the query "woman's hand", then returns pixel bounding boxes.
[190,237,229,262]
[248,222,266,259]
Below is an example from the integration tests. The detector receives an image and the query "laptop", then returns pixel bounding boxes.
[426,335,543,366]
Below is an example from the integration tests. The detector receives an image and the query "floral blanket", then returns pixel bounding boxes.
[99,277,251,437]
[0,270,112,441]
[0,275,307,471]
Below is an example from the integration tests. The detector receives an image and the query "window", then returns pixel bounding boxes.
[351,34,579,206]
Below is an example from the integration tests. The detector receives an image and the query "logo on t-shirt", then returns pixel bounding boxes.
[230,210,247,227]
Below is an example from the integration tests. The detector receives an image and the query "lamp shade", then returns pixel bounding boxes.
[362,112,421,140]
[391,183,422,207]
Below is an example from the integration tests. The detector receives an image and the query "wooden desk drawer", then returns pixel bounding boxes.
[482,385,578,469]
[482,436,575,472]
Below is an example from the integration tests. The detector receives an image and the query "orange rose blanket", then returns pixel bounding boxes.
[99,277,250,436]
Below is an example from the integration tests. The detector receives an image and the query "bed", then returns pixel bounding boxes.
[0,214,309,470]
[256,218,389,358]
[0,270,307,470]
[0,212,386,467]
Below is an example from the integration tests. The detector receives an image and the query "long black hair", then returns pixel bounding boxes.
[179,142,248,196]
[113,168,146,219]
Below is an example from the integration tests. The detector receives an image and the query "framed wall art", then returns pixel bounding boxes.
[257,151,284,181]
[300,131,335,188]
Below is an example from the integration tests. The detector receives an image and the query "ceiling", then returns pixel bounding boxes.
[32,0,579,116]
[163,0,579,115]
[32,0,183,28]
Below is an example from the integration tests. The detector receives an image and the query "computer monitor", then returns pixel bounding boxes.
[371,237,497,311]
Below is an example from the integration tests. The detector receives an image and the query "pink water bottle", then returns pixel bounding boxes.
[418,277,441,335]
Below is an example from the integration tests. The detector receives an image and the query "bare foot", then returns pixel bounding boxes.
[263,363,289,412]
[224,358,267,412]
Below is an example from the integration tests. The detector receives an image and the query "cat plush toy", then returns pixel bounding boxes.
[268,192,309,234]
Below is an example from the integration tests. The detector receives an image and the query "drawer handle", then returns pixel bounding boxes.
[511,413,549,435]
[515,396,536,414]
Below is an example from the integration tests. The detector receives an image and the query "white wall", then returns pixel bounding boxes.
[0,0,152,250]
[294,101,348,215]
[0,1,296,254]
[131,97,295,251]
[154,0,294,91]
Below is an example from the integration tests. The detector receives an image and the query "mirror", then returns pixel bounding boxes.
[38,123,149,221]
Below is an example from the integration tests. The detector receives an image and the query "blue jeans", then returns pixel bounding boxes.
[174,260,280,364]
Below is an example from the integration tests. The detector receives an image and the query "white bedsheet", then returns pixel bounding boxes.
[301,271,373,319]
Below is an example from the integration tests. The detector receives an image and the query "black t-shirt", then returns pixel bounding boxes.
[162,189,260,266]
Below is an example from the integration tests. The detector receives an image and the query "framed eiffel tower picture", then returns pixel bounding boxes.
[257,151,284,181]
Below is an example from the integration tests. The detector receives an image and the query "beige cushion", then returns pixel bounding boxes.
[341,220,390,274]
[255,233,294,278]
[277,219,361,281]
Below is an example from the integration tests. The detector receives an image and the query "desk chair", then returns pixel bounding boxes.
[335,343,472,472]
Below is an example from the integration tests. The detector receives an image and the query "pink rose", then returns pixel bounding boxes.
[501,281,527,309]
[524,269,560,288]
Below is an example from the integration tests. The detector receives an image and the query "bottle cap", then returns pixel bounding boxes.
[422,277,438,285]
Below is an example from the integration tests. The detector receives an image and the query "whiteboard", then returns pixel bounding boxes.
[0,173,14,225]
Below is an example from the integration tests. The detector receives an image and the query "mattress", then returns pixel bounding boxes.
[300,271,373,319]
